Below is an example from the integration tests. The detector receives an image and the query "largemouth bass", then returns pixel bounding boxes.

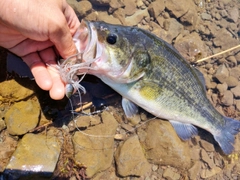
[71,20,240,154]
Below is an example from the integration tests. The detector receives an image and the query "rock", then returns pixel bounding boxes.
[221,90,233,106]
[214,64,229,83]
[136,0,144,8]
[200,149,215,169]
[229,66,240,79]
[190,147,200,160]
[205,76,217,89]
[226,56,237,66]
[216,82,228,95]
[188,161,201,180]
[5,133,62,178]
[213,28,239,50]
[200,166,222,179]
[162,168,181,180]
[89,0,110,6]
[165,0,192,18]
[222,0,231,5]
[162,18,183,43]
[231,84,240,98]
[180,7,198,29]
[122,0,137,16]
[0,131,18,172]
[97,11,121,24]
[227,7,239,23]
[0,79,34,103]
[174,32,206,62]
[72,111,118,178]
[115,135,151,176]
[201,12,212,20]
[85,11,98,21]
[92,166,119,180]
[5,99,40,135]
[199,140,215,152]
[109,0,124,13]
[0,119,6,132]
[74,115,101,128]
[125,9,150,26]
[235,100,240,111]
[152,165,158,171]
[148,0,165,19]
[138,120,191,169]
[68,0,92,17]
[225,76,238,88]
[113,8,126,24]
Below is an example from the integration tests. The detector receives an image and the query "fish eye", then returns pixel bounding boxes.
[106,34,117,45]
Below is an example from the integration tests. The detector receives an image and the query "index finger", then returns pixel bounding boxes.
[49,4,80,59]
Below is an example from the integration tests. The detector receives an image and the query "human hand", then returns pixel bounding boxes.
[0,0,80,100]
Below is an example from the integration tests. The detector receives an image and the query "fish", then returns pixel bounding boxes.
[68,20,240,154]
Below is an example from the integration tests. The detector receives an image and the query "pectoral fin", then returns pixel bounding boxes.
[122,98,139,118]
[169,120,198,140]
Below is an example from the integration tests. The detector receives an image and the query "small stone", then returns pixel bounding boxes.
[114,133,126,140]
[162,168,181,180]
[200,149,215,169]
[97,11,121,25]
[199,140,215,152]
[227,7,239,23]
[125,9,150,26]
[163,18,183,43]
[225,76,239,88]
[115,135,151,177]
[226,56,237,66]
[88,0,111,6]
[68,0,92,17]
[152,164,158,171]
[213,28,239,50]
[85,12,98,21]
[188,161,201,180]
[148,0,165,19]
[122,0,136,16]
[205,77,217,89]
[109,0,124,13]
[221,90,234,106]
[180,7,198,29]
[165,0,191,18]
[235,100,240,111]
[200,166,222,179]
[231,84,240,98]
[201,12,212,20]
[121,123,134,132]
[214,64,229,83]
[190,148,200,160]
[0,119,6,132]
[216,82,228,95]
[230,66,240,79]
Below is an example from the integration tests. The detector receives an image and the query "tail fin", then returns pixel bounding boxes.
[214,117,240,154]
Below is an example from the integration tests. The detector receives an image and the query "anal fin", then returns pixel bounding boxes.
[169,120,198,140]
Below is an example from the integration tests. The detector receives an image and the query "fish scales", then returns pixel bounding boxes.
[70,20,240,154]
[129,29,222,127]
